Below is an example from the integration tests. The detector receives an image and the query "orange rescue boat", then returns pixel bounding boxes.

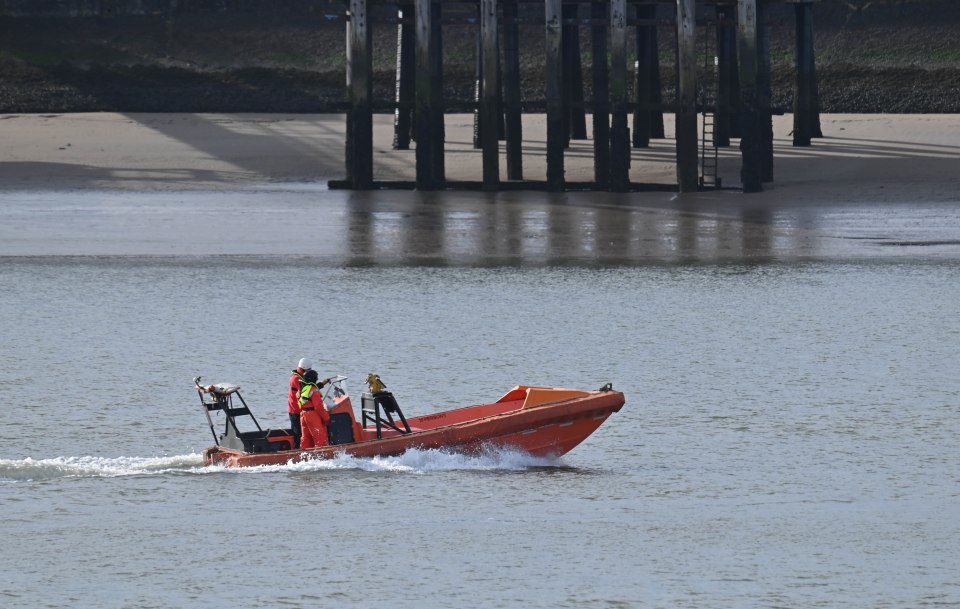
[197,375,625,468]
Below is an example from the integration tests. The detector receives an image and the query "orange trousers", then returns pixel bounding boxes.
[299,409,329,449]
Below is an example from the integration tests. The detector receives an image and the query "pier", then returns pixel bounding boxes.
[332,0,822,194]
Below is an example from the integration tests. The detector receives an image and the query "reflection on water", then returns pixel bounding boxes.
[333,190,956,265]
[343,193,829,265]
[1,189,958,261]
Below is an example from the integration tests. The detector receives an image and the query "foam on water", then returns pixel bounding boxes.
[209,446,562,474]
[0,447,561,482]
[0,453,205,482]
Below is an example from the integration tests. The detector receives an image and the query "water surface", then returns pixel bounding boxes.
[1,258,958,608]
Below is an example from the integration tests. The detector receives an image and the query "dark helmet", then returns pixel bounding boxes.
[303,369,319,384]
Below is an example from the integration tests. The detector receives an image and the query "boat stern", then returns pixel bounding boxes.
[203,445,245,467]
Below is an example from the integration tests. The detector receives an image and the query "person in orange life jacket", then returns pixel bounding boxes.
[299,369,332,449]
[288,358,314,449]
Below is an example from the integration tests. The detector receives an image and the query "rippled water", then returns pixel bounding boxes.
[1,259,958,608]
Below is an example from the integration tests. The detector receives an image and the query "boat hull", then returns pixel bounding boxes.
[203,389,624,468]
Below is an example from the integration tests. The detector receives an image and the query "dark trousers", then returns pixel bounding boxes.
[289,412,302,448]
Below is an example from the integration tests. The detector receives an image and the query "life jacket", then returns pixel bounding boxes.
[299,383,320,408]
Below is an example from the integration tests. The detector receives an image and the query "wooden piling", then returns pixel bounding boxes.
[480,0,500,190]
[758,0,774,182]
[429,2,445,184]
[675,0,698,192]
[650,32,664,139]
[738,0,763,193]
[715,4,740,147]
[346,0,373,189]
[415,0,444,189]
[393,4,415,150]
[812,42,823,138]
[609,0,630,191]
[502,0,523,180]
[633,3,663,148]
[473,5,483,150]
[591,0,610,187]
[545,0,564,191]
[792,0,818,146]
[562,3,587,142]
[495,26,506,142]
[414,0,433,188]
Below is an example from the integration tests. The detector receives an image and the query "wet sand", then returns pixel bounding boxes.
[1,112,958,261]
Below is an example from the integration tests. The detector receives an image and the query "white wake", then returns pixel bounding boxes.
[0,453,205,482]
[1,447,561,481]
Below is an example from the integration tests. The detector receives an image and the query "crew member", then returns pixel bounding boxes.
[299,369,331,449]
[288,358,312,448]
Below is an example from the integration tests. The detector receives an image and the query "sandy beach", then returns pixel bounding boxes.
[1,112,958,260]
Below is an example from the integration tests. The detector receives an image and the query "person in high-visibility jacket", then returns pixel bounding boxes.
[287,358,313,448]
[298,369,331,449]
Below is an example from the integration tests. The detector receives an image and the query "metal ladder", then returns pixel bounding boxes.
[700,113,719,189]
[699,19,721,190]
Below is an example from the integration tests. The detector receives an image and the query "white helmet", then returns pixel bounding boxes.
[298,358,313,370]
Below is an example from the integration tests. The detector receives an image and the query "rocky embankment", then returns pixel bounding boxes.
[1,1,958,114]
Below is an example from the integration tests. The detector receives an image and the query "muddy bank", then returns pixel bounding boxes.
[1,1,958,114]
[3,61,960,115]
